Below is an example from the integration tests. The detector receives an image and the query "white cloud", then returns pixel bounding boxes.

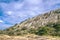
[13,2,24,10]
[6,11,13,15]
[43,0,60,8]
[25,0,42,5]
[0,20,3,23]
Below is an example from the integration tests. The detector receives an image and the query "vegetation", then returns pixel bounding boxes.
[35,27,56,36]
[0,22,60,37]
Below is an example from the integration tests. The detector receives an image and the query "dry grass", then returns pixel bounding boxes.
[0,34,60,40]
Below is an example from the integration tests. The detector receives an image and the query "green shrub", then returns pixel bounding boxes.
[35,27,55,36]
[28,28,37,34]
[46,22,60,36]
[0,30,4,34]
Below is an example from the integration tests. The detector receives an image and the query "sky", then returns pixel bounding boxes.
[0,0,60,30]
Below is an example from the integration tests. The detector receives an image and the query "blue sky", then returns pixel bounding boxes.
[0,0,60,30]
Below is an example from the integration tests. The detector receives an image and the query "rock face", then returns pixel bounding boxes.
[19,12,60,29]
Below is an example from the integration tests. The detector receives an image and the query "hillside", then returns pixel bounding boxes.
[0,9,60,37]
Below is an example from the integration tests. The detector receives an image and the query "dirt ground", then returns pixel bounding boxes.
[0,35,60,40]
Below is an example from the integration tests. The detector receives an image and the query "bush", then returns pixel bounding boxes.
[35,27,55,36]
[45,22,60,36]
[28,28,37,34]
[0,30,3,34]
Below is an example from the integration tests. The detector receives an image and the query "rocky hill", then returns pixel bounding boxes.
[0,9,60,37]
